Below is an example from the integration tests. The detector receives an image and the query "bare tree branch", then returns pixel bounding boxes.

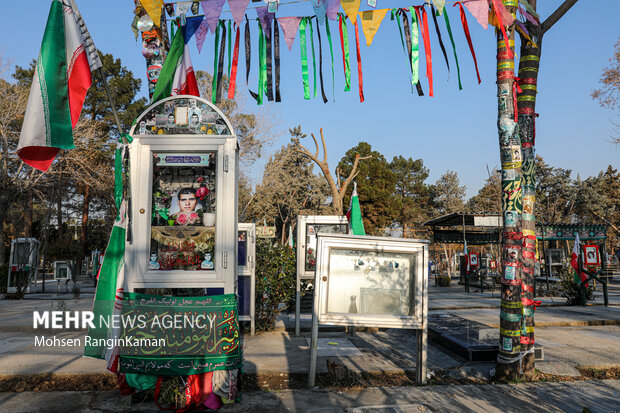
[542,0,579,34]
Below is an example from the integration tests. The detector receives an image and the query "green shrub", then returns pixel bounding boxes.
[255,239,305,332]
[559,263,594,305]
[437,275,451,287]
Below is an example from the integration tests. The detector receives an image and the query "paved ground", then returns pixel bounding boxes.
[0,380,619,412]
[0,276,618,411]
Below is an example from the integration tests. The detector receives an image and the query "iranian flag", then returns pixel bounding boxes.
[571,233,589,287]
[346,182,366,236]
[151,24,199,103]
[17,0,102,171]
[83,199,127,372]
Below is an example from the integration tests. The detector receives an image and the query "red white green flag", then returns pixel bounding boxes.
[571,233,589,287]
[151,24,199,103]
[17,0,102,171]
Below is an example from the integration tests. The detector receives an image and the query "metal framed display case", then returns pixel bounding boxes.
[126,96,238,292]
[238,223,256,334]
[308,234,430,385]
[295,215,349,335]
[8,238,39,294]
[53,261,72,281]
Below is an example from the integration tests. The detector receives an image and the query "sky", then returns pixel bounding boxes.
[2,0,619,198]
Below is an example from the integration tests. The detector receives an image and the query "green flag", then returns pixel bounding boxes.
[346,182,365,235]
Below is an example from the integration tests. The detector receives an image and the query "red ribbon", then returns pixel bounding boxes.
[521,266,534,274]
[520,336,535,345]
[353,19,364,103]
[228,26,241,99]
[490,0,514,59]
[415,6,433,97]
[522,298,541,308]
[454,2,480,84]
[522,250,536,260]
[504,231,523,240]
[521,282,534,292]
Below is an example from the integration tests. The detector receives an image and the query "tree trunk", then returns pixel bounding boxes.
[78,185,91,278]
[514,14,543,380]
[57,181,63,238]
[495,0,527,381]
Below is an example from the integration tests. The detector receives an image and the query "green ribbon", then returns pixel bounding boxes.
[339,14,351,92]
[309,18,317,98]
[393,9,413,93]
[500,311,522,322]
[442,7,462,90]
[523,307,535,317]
[409,7,419,87]
[152,204,169,221]
[299,17,310,100]
[258,20,267,105]
[212,21,221,104]
[325,17,335,101]
[227,20,232,77]
[115,133,133,211]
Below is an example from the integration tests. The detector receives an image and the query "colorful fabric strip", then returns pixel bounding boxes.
[316,18,328,103]
[228,26,240,99]
[339,13,351,92]
[258,20,267,105]
[244,18,259,101]
[299,17,310,99]
[430,5,449,74]
[409,7,420,88]
[501,299,522,309]
[520,336,535,345]
[500,311,522,322]
[417,6,433,97]
[212,22,221,104]
[325,17,335,101]
[500,328,521,337]
[490,0,513,59]
[454,2,480,84]
[227,21,232,76]
[274,19,281,102]
[353,19,365,102]
[309,19,317,98]
[442,7,462,90]
[266,21,273,101]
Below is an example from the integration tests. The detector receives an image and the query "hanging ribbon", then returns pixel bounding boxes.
[212,21,221,104]
[227,21,232,76]
[315,18,328,103]
[258,20,267,105]
[353,19,364,102]
[309,18,318,98]
[401,9,424,96]
[244,17,259,101]
[274,19,281,102]
[454,2,481,84]
[228,25,241,99]
[325,17,336,101]
[393,9,413,93]
[299,17,310,99]
[430,5,449,74]
[442,7,462,90]
[266,21,274,101]
[215,21,226,103]
[490,0,513,59]
[415,6,433,97]
[338,13,351,92]
[407,8,419,90]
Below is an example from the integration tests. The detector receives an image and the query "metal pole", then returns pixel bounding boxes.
[308,280,320,387]
[295,277,301,336]
[96,67,126,143]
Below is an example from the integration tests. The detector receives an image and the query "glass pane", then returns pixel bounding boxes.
[326,249,417,316]
[13,243,31,265]
[150,152,217,271]
[238,231,247,267]
[238,275,251,316]
[305,224,348,271]
[136,97,231,135]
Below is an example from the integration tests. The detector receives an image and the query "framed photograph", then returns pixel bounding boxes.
[583,245,600,266]
[490,260,497,270]
[468,252,479,268]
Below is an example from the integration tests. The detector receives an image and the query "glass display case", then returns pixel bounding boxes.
[237,223,256,334]
[126,96,238,292]
[295,215,349,335]
[8,238,39,294]
[314,234,429,329]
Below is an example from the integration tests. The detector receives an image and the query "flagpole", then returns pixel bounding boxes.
[96,67,127,145]
[96,67,132,242]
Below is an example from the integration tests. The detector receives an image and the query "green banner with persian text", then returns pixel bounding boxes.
[118,292,242,376]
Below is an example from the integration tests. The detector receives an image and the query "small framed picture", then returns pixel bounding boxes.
[468,252,479,268]
[583,245,600,266]
[490,260,497,270]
